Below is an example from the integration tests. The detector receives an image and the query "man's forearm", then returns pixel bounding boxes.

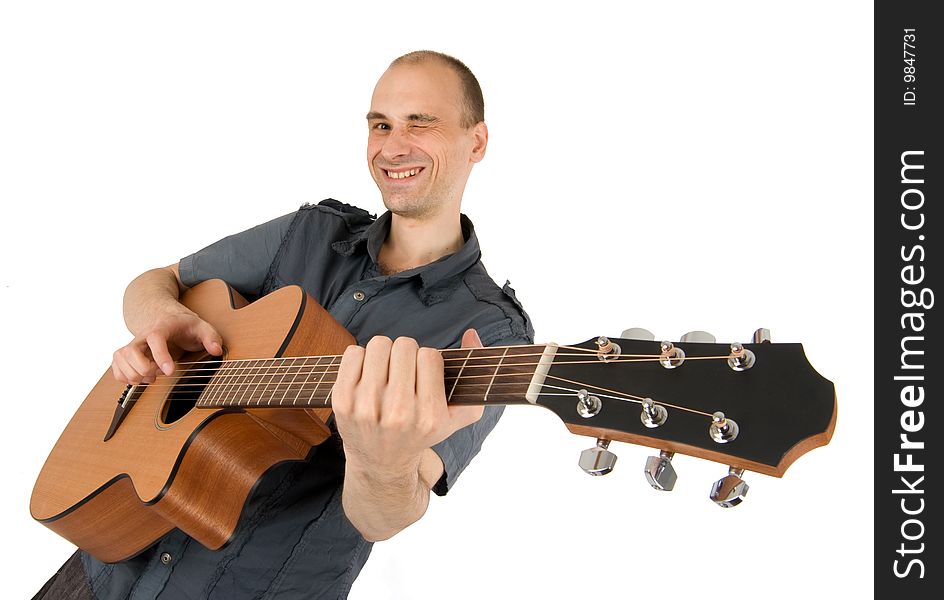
[122,266,190,335]
[341,454,430,542]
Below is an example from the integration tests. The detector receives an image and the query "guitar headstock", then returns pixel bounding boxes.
[533,328,836,507]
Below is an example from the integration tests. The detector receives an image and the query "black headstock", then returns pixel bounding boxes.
[535,336,836,478]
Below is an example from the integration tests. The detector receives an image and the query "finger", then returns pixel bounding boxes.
[388,337,418,395]
[146,334,176,376]
[356,336,392,422]
[333,344,365,415]
[448,404,486,431]
[446,329,485,427]
[112,357,127,383]
[113,352,145,385]
[385,337,419,423]
[415,346,446,414]
[460,328,483,349]
[361,336,393,392]
[198,322,223,356]
[120,340,162,382]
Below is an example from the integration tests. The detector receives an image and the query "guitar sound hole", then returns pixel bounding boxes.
[162,354,223,424]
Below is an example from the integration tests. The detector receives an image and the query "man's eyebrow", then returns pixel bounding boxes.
[365,111,439,123]
[406,113,438,123]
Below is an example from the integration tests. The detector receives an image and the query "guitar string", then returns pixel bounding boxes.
[168,343,601,366]
[165,352,710,375]
[169,340,718,368]
[127,354,735,385]
[117,339,737,418]
[124,356,736,407]
[169,352,664,373]
[191,376,709,417]
[130,364,721,419]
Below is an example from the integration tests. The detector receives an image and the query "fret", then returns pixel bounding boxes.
[445,345,539,405]
[268,357,290,406]
[236,360,261,407]
[447,349,474,401]
[254,357,279,406]
[290,356,317,406]
[211,362,237,407]
[301,356,325,407]
[197,364,222,408]
[484,347,509,402]
[323,356,340,406]
[279,359,298,406]
[216,362,241,407]
[200,365,222,407]
[321,357,340,407]
[245,359,270,407]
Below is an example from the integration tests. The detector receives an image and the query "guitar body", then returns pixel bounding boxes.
[30,280,354,563]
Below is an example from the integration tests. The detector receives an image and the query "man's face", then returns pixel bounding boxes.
[367,61,485,219]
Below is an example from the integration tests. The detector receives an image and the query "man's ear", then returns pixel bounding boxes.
[470,122,488,163]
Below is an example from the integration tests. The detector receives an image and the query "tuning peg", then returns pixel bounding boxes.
[753,328,771,343]
[679,330,716,343]
[620,327,655,341]
[644,451,677,491]
[709,467,750,507]
[640,397,667,428]
[579,439,617,476]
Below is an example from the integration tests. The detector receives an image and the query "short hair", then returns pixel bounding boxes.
[389,50,484,128]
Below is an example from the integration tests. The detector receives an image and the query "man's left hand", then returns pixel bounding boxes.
[332,329,485,481]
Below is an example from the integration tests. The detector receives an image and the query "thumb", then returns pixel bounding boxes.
[452,328,485,428]
[200,323,224,356]
[460,328,482,349]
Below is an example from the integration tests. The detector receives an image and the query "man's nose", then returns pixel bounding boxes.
[381,127,411,161]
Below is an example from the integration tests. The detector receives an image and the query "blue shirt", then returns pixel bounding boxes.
[80,200,533,600]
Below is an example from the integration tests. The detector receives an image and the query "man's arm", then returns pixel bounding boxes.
[111,263,222,384]
[111,210,295,384]
[333,330,485,542]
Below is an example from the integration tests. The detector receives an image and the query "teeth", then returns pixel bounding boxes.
[387,168,419,179]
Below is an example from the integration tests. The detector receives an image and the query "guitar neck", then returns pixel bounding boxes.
[194,344,551,409]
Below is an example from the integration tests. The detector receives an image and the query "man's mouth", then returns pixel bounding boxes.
[384,167,423,180]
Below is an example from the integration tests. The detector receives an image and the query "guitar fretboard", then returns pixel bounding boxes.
[192,345,547,409]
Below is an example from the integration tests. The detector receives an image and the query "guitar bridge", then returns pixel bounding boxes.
[103,384,143,442]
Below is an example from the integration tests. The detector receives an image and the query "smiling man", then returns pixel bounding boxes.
[34,51,532,600]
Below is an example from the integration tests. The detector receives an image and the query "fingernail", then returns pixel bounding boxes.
[162,362,173,375]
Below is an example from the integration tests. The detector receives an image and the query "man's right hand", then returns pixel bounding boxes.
[111,311,223,384]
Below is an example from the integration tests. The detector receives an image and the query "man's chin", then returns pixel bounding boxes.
[381,195,437,220]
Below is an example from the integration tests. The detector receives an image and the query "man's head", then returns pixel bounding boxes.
[367,51,488,220]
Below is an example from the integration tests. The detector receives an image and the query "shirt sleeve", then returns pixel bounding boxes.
[430,333,533,496]
[178,211,296,297]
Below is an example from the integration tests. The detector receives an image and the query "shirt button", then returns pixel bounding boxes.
[353,291,365,301]
[160,552,173,565]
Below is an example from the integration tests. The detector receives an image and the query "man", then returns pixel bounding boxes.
[34,51,532,599]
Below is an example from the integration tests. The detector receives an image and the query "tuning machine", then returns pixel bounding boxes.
[679,330,716,343]
[579,439,617,476]
[620,327,655,341]
[710,467,750,507]
[644,450,677,491]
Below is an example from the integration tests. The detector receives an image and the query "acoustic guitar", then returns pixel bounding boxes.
[30,279,836,563]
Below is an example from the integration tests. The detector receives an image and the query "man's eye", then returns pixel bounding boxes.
[373,123,390,131]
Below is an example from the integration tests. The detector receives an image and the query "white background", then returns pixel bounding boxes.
[1,1,873,598]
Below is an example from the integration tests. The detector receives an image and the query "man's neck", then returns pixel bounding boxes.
[378,210,464,275]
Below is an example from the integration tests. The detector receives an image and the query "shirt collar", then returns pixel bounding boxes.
[331,211,481,302]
